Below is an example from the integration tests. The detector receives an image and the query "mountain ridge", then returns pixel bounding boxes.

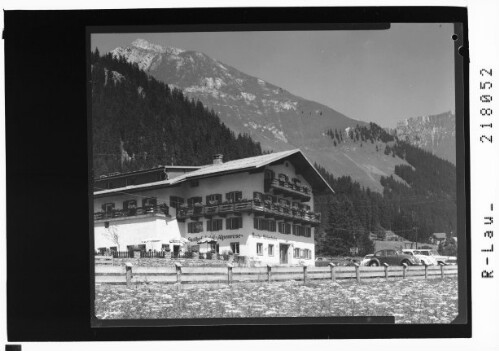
[109,39,448,192]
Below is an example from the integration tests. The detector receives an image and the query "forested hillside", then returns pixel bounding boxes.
[91,50,262,176]
[315,123,457,256]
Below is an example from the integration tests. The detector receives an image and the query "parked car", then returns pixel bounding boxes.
[360,254,374,266]
[415,249,457,265]
[367,249,419,266]
[402,249,438,266]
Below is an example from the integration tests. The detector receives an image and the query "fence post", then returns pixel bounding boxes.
[125,262,133,286]
[424,263,428,280]
[175,262,182,284]
[267,264,272,283]
[383,262,389,280]
[303,265,308,284]
[329,263,336,281]
[227,263,233,285]
[402,262,408,279]
[354,263,360,283]
[439,262,446,279]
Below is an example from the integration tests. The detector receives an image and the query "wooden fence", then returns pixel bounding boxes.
[95,262,458,285]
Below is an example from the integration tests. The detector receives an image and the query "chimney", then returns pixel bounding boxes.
[213,154,224,165]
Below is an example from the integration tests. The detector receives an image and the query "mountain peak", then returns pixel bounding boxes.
[131,38,184,55]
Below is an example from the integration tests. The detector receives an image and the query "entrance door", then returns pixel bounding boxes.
[280,244,289,264]
[173,245,180,258]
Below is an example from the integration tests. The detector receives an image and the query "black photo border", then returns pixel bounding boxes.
[4,6,469,341]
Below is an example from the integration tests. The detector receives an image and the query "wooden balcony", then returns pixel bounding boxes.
[94,204,169,221]
[268,178,311,201]
[176,200,320,226]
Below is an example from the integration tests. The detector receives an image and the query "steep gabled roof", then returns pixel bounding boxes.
[94,149,334,197]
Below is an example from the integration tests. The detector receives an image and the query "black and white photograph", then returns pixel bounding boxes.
[90,23,465,324]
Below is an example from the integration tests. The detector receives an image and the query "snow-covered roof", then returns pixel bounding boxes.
[94,149,334,197]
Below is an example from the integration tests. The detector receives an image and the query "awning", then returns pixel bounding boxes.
[170,238,189,244]
[197,238,217,244]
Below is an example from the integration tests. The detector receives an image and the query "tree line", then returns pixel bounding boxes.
[91,50,263,177]
[315,124,457,256]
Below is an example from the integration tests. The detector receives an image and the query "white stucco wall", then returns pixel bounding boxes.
[94,214,181,251]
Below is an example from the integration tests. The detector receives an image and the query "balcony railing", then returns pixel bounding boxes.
[94,204,169,221]
[176,200,320,226]
[268,178,312,201]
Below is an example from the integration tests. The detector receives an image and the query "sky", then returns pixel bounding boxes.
[92,23,456,128]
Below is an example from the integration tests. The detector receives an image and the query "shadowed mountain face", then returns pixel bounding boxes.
[395,111,456,164]
[110,39,412,191]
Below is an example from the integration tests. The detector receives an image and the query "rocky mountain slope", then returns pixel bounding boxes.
[110,39,411,191]
[395,111,455,164]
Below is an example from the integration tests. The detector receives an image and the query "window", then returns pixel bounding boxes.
[293,225,307,236]
[256,243,263,256]
[102,203,115,214]
[187,196,202,207]
[292,177,301,185]
[300,249,305,259]
[278,173,289,182]
[254,218,277,232]
[293,248,300,258]
[206,194,222,205]
[278,222,291,234]
[264,194,275,203]
[303,249,311,259]
[170,196,184,209]
[123,200,137,214]
[264,169,274,180]
[207,219,223,231]
[268,244,274,257]
[305,227,312,237]
[142,197,157,209]
[187,221,203,233]
[253,192,263,202]
[279,198,290,207]
[226,217,243,230]
[210,242,219,253]
[230,242,240,254]
[226,191,242,203]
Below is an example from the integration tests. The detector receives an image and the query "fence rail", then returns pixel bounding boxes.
[95,263,457,285]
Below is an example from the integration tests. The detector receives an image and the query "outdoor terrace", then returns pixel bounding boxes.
[94,204,170,221]
[267,178,312,201]
[176,200,321,226]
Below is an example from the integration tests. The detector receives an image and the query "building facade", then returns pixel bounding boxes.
[93,150,334,266]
